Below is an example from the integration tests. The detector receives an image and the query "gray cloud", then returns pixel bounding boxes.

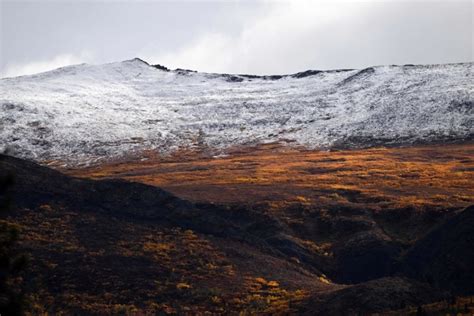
[1,0,472,77]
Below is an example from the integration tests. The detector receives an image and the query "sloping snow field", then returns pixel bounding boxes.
[1,58,472,165]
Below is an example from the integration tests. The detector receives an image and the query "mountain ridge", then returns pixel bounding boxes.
[3,57,472,79]
[1,59,472,166]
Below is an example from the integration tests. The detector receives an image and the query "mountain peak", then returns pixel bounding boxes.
[126,57,149,65]
[0,61,472,166]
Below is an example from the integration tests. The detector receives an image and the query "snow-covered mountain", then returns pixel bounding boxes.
[1,58,472,166]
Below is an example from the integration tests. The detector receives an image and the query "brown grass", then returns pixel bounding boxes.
[65,142,474,211]
[17,204,313,314]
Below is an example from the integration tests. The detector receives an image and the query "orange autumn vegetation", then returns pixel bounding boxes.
[66,142,474,211]
[21,205,311,314]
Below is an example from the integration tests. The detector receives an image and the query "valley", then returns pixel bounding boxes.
[1,59,473,314]
[1,142,473,314]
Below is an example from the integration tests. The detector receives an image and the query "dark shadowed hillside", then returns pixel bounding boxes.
[1,153,473,314]
[0,154,319,313]
[402,205,474,295]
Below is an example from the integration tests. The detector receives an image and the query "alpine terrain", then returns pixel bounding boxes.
[0,59,473,315]
[1,58,472,165]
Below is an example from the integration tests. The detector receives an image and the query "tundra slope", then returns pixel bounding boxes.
[1,59,472,166]
[2,154,473,314]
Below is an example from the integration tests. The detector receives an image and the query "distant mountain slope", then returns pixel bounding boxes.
[1,59,472,165]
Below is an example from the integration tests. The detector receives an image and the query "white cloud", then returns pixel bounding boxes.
[1,1,470,76]
[148,1,360,74]
[1,52,93,78]
[147,0,472,74]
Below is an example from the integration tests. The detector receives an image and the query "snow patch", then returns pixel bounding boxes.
[1,60,473,165]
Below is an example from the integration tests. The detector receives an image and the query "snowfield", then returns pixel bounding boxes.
[1,58,473,166]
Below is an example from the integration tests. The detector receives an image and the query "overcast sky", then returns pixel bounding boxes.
[0,0,472,77]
